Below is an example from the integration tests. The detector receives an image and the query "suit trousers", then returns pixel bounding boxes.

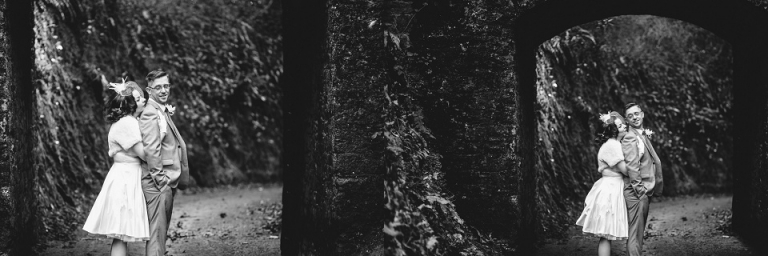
[142,174,176,256]
[624,185,650,256]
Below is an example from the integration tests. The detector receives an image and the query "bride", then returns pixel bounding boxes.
[576,111,631,256]
[82,78,151,256]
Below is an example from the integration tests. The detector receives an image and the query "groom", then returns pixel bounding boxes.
[621,103,663,256]
[139,69,190,256]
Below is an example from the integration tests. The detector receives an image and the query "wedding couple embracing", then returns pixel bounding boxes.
[576,103,664,256]
[82,70,190,256]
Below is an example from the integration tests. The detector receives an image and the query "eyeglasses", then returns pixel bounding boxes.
[148,84,171,90]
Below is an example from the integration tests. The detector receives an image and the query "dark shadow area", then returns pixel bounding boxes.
[280,0,329,254]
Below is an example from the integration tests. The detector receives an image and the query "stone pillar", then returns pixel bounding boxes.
[731,17,768,251]
[0,0,38,254]
[280,0,327,254]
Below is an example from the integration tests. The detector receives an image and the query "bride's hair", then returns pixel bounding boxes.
[594,111,625,145]
[105,81,148,123]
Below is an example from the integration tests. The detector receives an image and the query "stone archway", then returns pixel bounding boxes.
[514,0,768,252]
[281,0,768,254]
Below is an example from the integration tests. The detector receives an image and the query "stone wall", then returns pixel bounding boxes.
[282,0,525,253]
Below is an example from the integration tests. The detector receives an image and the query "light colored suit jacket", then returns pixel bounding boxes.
[621,127,663,196]
[139,99,190,190]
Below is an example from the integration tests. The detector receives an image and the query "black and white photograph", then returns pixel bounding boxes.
[1,0,768,255]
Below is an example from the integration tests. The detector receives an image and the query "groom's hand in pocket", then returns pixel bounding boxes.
[635,186,647,198]
[154,175,170,191]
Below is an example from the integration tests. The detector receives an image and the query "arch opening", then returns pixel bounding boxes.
[514,0,768,252]
[533,14,739,253]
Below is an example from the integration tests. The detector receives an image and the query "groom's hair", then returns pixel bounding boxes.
[146,69,168,85]
[624,102,641,113]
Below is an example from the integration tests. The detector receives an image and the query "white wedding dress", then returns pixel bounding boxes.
[575,138,629,240]
[82,115,150,242]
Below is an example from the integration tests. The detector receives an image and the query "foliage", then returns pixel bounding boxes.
[117,0,283,184]
[380,26,448,255]
[597,16,733,188]
[538,27,595,69]
[378,4,505,254]
[535,15,733,239]
[32,0,113,242]
[260,201,282,234]
[713,208,734,235]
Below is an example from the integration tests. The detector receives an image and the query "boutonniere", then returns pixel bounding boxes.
[638,128,654,138]
[166,104,176,116]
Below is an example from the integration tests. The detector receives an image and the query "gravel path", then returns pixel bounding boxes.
[538,194,760,255]
[42,189,760,255]
[42,184,282,256]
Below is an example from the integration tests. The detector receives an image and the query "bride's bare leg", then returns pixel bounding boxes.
[597,237,611,256]
[110,239,127,256]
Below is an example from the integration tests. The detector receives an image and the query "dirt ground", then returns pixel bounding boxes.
[42,184,281,256]
[538,194,761,256]
[41,188,761,256]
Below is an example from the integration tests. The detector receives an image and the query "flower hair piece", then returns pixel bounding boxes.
[108,77,131,96]
[598,111,612,124]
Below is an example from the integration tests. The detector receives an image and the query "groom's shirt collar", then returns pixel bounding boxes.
[148,98,167,112]
[148,99,169,136]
